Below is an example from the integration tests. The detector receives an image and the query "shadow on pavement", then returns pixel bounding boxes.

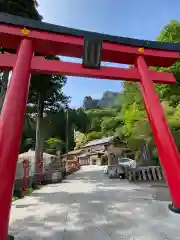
[9,166,178,239]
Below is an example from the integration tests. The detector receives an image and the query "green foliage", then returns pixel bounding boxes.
[86,131,102,141]
[44,138,64,155]
[52,19,180,161]
[75,108,90,133]
[78,20,180,162]
[74,131,87,150]
[114,82,152,156]
[5,5,180,163]
[0,0,42,20]
[2,1,70,154]
[29,56,69,113]
[156,20,180,107]
[101,116,122,136]
[85,108,117,132]
[30,108,90,153]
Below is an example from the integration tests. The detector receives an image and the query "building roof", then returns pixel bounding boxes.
[79,153,89,158]
[62,149,83,157]
[83,136,114,148]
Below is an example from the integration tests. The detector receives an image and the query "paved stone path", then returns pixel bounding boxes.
[9,166,180,239]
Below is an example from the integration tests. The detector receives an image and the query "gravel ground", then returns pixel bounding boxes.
[9,165,180,240]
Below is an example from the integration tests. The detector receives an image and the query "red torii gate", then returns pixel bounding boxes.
[0,13,180,239]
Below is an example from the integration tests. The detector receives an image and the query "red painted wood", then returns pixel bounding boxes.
[0,39,33,239]
[37,160,43,185]
[136,56,180,208]
[0,24,179,66]
[0,17,180,238]
[0,53,176,84]
[22,159,28,191]
[31,57,176,84]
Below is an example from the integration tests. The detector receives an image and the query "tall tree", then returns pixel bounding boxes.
[0,0,42,19]
[28,55,68,165]
[0,1,68,169]
[0,0,44,176]
[156,20,180,107]
[0,0,42,111]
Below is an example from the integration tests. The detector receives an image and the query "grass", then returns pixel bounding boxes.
[12,196,18,202]
[12,187,35,202]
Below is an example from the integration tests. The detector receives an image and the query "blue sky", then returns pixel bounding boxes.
[38,0,180,108]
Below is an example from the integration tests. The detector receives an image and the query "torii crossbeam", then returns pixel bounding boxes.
[0,13,180,239]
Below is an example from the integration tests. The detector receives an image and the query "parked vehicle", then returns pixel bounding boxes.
[104,157,136,179]
[118,157,136,169]
[107,165,125,179]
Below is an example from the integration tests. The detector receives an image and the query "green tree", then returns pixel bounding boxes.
[39,108,89,152]
[164,102,180,149]
[0,1,69,164]
[101,116,123,136]
[156,20,180,107]
[74,131,87,150]
[29,60,68,165]
[0,0,42,19]
[73,20,180,160]
[0,0,42,111]
[75,108,90,133]
[86,108,117,132]
[86,131,102,141]
[109,81,153,158]
[44,138,64,155]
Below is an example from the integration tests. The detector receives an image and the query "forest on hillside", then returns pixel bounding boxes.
[72,20,180,164]
[1,1,180,164]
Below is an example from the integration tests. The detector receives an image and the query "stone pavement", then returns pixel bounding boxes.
[9,165,180,239]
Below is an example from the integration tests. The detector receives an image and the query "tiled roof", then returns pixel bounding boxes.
[83,136,114,148]
[62,149,83,156]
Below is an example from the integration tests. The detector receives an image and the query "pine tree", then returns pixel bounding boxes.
[0,1,68,171]
[0,0,42,20]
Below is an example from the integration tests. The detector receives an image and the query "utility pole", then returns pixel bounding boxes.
[35,92,44,185]
[65,107,69,158]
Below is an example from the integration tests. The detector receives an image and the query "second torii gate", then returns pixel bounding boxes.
[0,12,180,239]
